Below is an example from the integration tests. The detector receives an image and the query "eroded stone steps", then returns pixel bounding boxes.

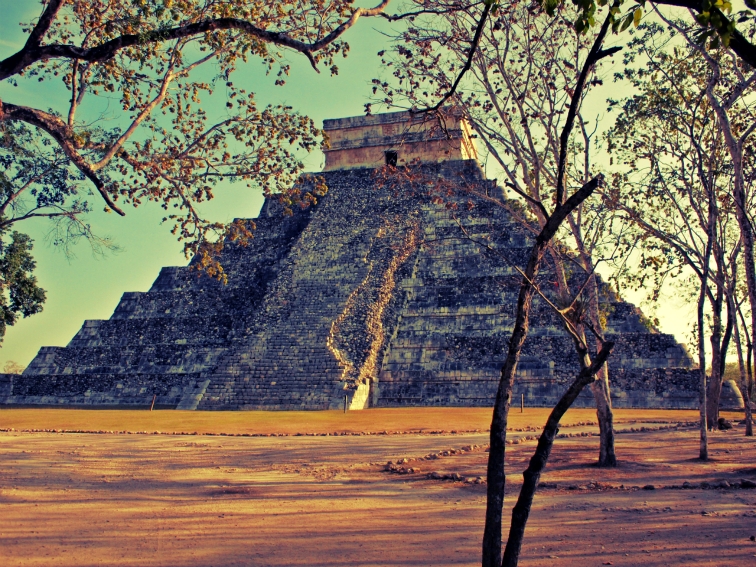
[66,316,234,348]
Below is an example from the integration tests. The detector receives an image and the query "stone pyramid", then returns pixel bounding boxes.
[2,110,704,410]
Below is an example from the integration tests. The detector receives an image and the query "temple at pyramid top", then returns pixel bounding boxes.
[322,109,478,170]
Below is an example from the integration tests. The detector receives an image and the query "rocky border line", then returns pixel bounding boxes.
[384,443,489,476]
[535,479,756,491]
[384,421,745,487]
[0,427,489,437]
[0,419,701,438]
[400,476,756,490]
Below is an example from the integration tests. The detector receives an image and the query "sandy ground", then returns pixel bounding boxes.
[0,408,754,566]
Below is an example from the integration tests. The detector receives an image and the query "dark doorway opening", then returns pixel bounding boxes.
[385,150,398,167]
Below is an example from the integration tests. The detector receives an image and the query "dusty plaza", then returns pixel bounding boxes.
[6,0,756,566]
[0,407,754,567]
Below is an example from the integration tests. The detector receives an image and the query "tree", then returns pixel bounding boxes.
[0,0,392,278]
[0,98,117,346]
[659,9,756,432]
[540,0,756,422]
[0,228,46,342]
[541,0,756,68]
[375,0,623,467]
[376,2,620,564]
[604,20,756,451]
[2,360,25,374]
[0,120,114,256]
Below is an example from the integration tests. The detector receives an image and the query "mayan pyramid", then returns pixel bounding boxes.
[1,110,708,410]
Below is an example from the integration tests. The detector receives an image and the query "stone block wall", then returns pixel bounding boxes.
[198,166,422,409]
[6,211,312,407]
[323,110,477,171]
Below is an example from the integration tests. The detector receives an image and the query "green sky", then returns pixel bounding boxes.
[0,2,694,370]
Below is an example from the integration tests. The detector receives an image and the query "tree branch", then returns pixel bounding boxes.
[24,0,64,50]
[542,175,605,246]
[0,101,125,215]
[651,0,756,67]
[380,3,478,22]
[0,0,391,80]
[418,1,493,114]
[556,7,619,206]
[89,42,225,171]
[0,209,78,228]
[504,181,550,219]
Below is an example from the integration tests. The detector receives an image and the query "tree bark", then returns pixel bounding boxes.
[732,300,754,436]
[500,341,614,567]
[591,363,616,466]
[697,271,709,459]
[705,294,724,428]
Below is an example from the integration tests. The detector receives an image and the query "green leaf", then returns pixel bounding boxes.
[620,13,634,32]
[633,8,642,27]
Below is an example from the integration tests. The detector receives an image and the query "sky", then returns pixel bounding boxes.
[0,1,695,370]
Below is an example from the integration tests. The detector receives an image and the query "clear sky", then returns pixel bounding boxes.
[0,2,694,370]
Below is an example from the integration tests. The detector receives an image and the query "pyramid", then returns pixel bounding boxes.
[2,110,707,410]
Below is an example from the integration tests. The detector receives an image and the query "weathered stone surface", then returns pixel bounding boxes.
[2,111,706,410]
[323,110,477,171]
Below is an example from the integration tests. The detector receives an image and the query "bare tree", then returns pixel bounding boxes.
[377,3,624,566]
[659,8,756,431]
[604,19,755,452]
[375,0,621,467]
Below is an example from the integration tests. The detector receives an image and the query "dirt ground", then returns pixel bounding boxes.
[0,407,754,567]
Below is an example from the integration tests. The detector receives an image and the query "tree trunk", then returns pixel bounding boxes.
[481,177,603,567]
[734,187,756,421]
[591,362,616,466]
[733,301,754,436]
[706,298,724,428]
[482,244,542,567]
[705,365,724,429]
[568,234,617,467]
[697,277,709,460]
[706,291,734,426]
[482,8,613,562]
[743,377,755,437]
[750,343,755,402]
[738,347,754,438]
[748,338,755,402]
[500,342,614,567]
[558,215,617,467]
